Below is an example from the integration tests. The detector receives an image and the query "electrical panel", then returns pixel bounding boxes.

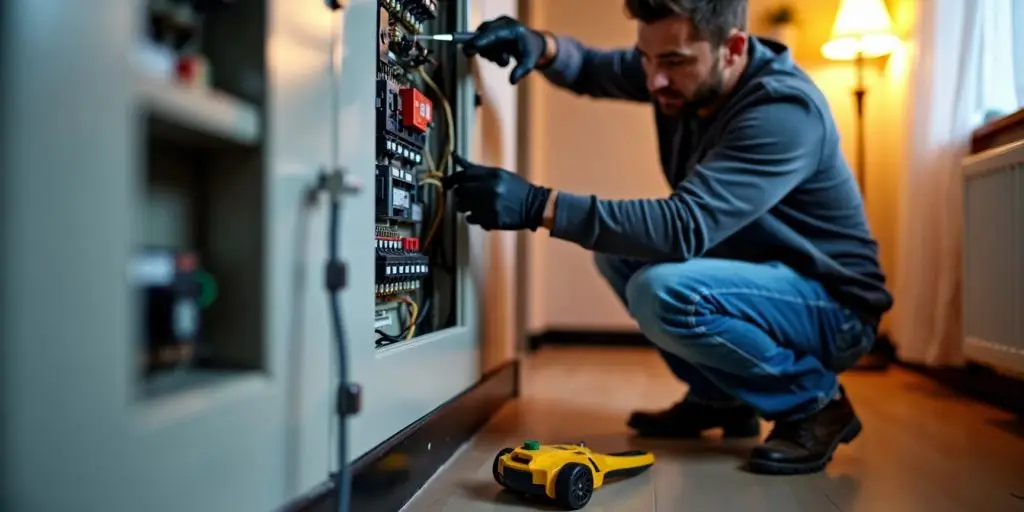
[134,0,268,387]
[374,0,459,349]
[2,0,483,509]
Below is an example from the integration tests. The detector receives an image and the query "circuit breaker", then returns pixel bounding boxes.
[373,0,459,348]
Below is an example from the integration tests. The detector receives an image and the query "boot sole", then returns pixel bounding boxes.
[746,416,863,475]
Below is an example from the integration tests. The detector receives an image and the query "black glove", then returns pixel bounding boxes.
[462,16,547,85]
[442,154,552,231]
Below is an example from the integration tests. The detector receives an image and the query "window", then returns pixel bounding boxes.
[1014,0,1024,105]
[978,0,1023,126]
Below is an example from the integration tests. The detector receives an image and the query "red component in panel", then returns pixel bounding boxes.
[400,88,432,133]
[403,237,420,251]
[175,54,210,87]
[176,253,198,272]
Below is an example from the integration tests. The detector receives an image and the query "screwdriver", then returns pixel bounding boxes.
[412,32,476,44]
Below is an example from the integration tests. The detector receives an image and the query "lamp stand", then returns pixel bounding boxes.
[848,51,895,372]
[853,51,867,197]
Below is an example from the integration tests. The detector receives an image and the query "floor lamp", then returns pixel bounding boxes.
[821,0,901,370]
[822,0,901,198]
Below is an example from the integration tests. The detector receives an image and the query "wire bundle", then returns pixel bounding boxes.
[416,66,455,251]
[374,295,423,346]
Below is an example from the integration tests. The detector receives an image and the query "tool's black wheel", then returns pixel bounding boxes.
[492,448,514,486]
[554,462,594,510]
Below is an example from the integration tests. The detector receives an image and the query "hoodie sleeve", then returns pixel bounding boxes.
[548,95,825,260]
[539,35,650,102]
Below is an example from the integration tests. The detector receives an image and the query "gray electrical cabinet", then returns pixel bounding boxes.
[0,0,481,510]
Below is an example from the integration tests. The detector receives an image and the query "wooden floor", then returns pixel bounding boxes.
[404,346,1024,512]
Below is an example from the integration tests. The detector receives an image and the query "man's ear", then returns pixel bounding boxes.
[724,31,748,65]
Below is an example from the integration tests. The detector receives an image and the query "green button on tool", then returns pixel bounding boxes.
[523,440,540,450]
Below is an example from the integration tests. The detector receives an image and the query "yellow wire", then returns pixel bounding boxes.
[382,296,419,341]
[425,187,445,250]
[422,144,436,173]
[399,296,418,340]
[416,66,456,250]
[417,68,456,172]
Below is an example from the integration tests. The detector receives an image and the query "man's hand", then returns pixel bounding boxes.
[442,154,552,231]
[462,16,548,84]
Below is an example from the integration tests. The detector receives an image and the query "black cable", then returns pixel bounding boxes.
[375,329,404,347]
[415,297,432,330]
[373,297,432,346]
[374,320,410,346]
[324,194,352,512]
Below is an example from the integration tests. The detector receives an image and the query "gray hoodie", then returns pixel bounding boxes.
[540,35,893,321]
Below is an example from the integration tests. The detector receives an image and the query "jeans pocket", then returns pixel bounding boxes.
[830,309,877,372]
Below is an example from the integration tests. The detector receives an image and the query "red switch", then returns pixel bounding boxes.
[400,88,432,132]
[175,54,210,88]
[403,237,420,251]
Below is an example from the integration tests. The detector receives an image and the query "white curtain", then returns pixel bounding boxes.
[1014,0,1024,105]
[892,0,1020,366]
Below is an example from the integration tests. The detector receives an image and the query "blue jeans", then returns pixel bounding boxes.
[594,254,877,421]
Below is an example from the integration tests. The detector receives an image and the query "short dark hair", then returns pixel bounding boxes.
[624,0,748,46]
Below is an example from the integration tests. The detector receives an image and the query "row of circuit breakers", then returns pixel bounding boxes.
[374,0,437,298]
[375,228,429,296]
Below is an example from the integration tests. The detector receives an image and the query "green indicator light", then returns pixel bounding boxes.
[196,270,218,308]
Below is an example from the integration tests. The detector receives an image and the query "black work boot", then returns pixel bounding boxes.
[747,388,862,475]
[627,396,761,438]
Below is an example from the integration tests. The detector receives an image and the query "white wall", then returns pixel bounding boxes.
[523,0,665,333]
[470,0,522,370]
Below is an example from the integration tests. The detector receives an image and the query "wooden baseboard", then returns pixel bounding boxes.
[527,330,647,350]
[282,359,520,512]
[895,360,1024,415]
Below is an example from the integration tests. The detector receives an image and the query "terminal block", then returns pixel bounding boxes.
[375,235,428,297]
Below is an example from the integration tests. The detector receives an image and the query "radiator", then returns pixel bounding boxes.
[961,140,1024,376]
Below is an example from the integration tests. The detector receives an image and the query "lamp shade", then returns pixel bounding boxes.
[821,0,901,60]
